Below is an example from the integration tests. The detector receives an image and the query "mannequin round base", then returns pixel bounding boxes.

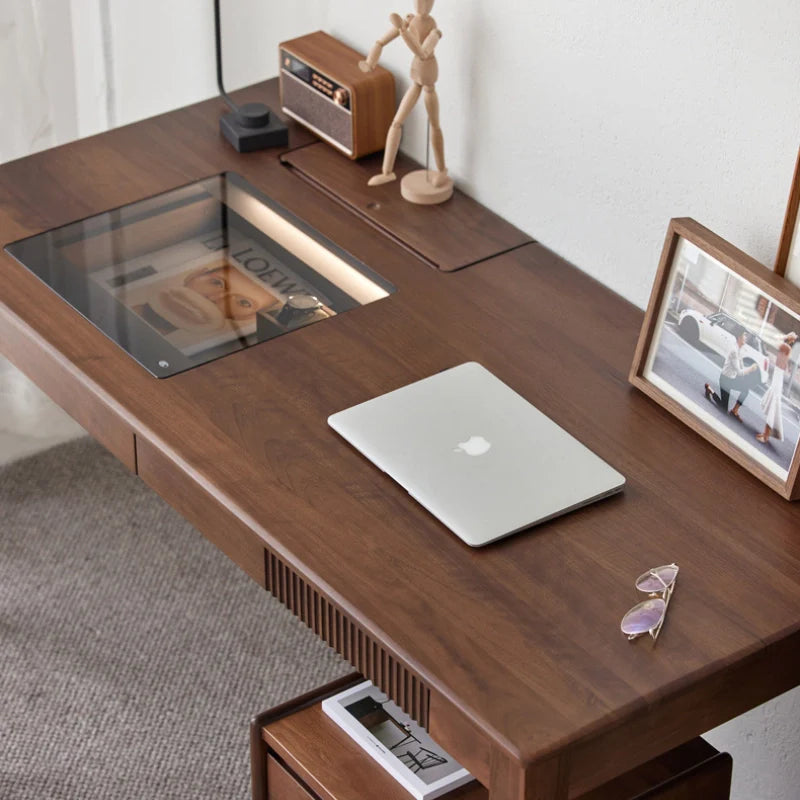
[400,170,454,205]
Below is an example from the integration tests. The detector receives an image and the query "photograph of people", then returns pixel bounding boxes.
[703,331,761,421]
[757,332,798,444]
[644,238,800,479]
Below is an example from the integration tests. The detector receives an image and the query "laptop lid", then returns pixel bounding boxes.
[328,362,625,547]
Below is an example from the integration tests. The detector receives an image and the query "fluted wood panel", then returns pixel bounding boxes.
[264,548,430,728]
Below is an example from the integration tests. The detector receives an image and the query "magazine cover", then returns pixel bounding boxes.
[91,228,334,358]
[322,680,473,800]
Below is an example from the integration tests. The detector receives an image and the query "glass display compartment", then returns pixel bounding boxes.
[5,172,395,377]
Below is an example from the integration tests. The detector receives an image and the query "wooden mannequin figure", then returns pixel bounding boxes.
[359,0,454,205]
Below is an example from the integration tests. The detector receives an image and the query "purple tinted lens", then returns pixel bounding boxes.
[621,598,666,635]
[636,565,678,593]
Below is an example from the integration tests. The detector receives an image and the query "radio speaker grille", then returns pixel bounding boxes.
[264,547,430,728]
[281,74,354,155]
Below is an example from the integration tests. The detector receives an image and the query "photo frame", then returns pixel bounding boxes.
[631,218,800,499]
[776,146,800,284]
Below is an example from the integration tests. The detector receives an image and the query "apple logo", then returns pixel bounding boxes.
[454,435,491,456]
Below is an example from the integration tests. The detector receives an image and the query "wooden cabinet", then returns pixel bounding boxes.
[251,678,732,800]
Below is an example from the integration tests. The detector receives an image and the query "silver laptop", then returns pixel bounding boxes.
[328,362,625,547]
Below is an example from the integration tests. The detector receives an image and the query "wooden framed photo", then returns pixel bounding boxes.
[631,218,800,499]
[776,147,800,284]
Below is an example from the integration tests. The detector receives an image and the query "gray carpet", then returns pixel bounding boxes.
[0,438,349,799]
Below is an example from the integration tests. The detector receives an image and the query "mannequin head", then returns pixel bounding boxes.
[415,0,435,16]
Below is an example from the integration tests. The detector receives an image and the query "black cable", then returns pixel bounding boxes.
[214,0,238,113]
[213,0,286,147]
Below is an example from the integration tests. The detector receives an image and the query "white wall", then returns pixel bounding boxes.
[102,0,329,128]
[706,688,800,800]
[0,0,329,147]
[3,3,800,798]
[328,0,800,310]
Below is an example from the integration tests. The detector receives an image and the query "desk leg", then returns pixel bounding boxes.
[490,748,569,800]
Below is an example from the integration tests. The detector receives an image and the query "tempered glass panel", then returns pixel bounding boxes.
[4,172,395,377]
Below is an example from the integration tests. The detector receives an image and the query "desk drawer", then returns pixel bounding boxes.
[267,755,316,800]
[252,678,731,800]
[252,675,484,800]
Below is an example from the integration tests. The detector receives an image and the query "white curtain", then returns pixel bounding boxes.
[0,1,85,442]
[1,1,66,161]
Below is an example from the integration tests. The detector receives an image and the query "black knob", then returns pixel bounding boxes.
[235,102,271,129]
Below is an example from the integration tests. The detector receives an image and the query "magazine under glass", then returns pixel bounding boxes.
[4,172,395,377]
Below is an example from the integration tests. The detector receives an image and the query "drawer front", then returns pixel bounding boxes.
[267,756,317,800]
[136,437,265,586]
[257,676,486,800]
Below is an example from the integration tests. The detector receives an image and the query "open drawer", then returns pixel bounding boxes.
[251,674,484,800]
[250,676,732,800]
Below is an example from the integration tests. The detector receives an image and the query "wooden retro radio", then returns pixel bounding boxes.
[279,31,396,160]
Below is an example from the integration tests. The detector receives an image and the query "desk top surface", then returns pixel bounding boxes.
[2,80,799,780]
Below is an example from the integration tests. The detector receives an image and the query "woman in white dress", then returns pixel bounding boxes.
[757,332,798,444]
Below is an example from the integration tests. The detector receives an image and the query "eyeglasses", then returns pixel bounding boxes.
[620,564,679,642]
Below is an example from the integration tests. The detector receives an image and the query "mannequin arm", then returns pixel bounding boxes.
[359,26,400,72]
[421,28,442,58]
[400,28,426,58]
[377,24,401,47]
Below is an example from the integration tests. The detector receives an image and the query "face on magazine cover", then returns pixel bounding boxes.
[147,286,225,333]
[184,264,280,322]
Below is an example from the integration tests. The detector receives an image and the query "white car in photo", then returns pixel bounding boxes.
[677,310,769,384]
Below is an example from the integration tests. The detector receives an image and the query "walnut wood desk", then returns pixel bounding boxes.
[2,80,799,800]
